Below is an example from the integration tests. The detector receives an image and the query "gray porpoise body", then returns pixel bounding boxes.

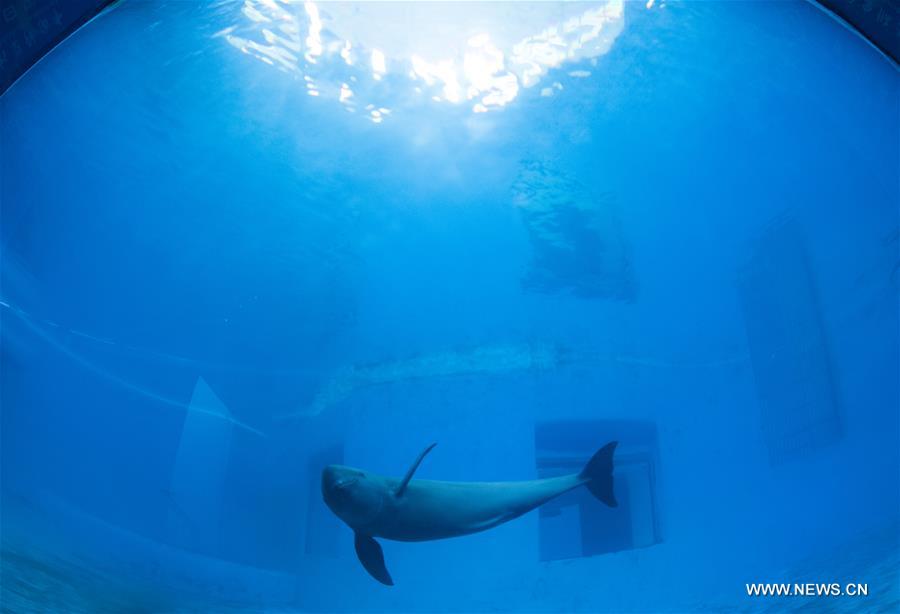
[343,472,583,542]
[321,441,617,586]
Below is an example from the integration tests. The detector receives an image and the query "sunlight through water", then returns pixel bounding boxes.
[219,0,626,121]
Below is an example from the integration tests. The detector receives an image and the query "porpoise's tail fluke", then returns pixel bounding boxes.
[580,441,618,507]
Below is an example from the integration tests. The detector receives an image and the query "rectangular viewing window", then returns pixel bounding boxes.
[535,420,661,562]
[738,218,842,465]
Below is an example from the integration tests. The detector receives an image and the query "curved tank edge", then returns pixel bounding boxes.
[0,0,117,96]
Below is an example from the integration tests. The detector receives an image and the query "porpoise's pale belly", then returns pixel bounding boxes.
[371,475,582,542]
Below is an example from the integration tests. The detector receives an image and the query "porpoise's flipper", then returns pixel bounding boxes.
[580,441,618,507]
[354,533,394,586]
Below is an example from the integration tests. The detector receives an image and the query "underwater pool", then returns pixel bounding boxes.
[1,1,898,612]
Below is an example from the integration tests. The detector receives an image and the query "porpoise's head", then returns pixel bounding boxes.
[322,464,385,528]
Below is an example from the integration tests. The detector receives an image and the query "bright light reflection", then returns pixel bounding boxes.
[304,1,322,62]
[371,49,386,79]
[224,0,625,122]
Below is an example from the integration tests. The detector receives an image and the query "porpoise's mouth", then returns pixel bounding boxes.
[334,477,358,490]
[322,466,359,498]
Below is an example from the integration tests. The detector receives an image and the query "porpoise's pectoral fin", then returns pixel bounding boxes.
[395,442,436,497]
[580,441,618,507]
[354,532,394,586]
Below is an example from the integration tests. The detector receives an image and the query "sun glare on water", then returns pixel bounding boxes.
[217,0,630,122]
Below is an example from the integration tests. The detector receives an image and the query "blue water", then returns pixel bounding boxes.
[1,1,898,611]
